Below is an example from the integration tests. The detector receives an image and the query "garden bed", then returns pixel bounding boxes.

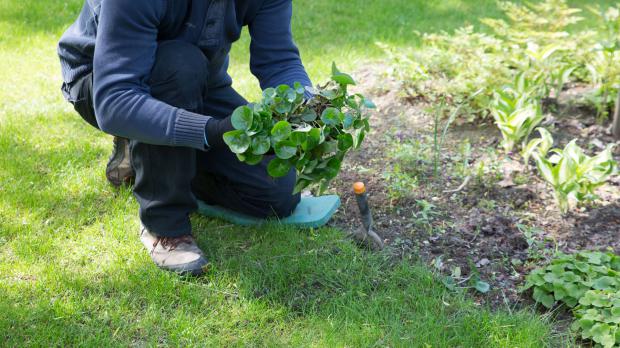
[329,64,620,309]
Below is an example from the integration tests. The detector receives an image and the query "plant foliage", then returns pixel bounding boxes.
[223,63,374,193]
[490,75,544,152]
[524,251,620,347]
[524,130,618,214]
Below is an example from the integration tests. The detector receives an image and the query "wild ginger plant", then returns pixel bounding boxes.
[525,133,618,214]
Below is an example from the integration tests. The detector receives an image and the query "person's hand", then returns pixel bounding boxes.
[204,116,233,149]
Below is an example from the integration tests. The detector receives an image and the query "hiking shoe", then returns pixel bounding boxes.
[106,136,135,187]
[139,224,209,276]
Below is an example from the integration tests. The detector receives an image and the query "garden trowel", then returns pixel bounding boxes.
[349,182,384,250]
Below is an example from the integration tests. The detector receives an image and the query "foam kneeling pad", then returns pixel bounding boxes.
[197,195,340,228]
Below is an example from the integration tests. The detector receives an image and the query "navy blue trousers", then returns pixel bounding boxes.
[71,40,300,237]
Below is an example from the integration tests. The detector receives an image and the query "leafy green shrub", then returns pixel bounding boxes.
[383,0,620,123]
[524,131,618,214]
[490,76,544,152]
[223,64,374,193]
[583,5,620,121]
[380,27,510,121]
[524,251,620,347]
[481,0,584,46]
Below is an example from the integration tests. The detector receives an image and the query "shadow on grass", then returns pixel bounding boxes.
[0,221,556,346]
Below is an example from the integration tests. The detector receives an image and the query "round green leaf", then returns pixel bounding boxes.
[267,158,292,178]
[274,141,297,160]
[303,128,321,151]
[271,121,292,142]
[231,106,253,131]
[294,82,305,95]
[223,130,250,154]
[244,153,264,165]
[251,136,271,155]
[321,107,341,126]
[291,131,308,145]
[301,108,318,122]
[343,113,355,129]
[274,98,292,114]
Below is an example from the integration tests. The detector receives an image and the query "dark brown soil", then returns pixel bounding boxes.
[327,63,620,309]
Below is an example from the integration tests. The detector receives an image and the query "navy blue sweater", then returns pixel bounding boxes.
[58,0,312,150]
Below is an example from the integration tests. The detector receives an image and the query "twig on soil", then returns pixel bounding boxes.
[443,175,472,194]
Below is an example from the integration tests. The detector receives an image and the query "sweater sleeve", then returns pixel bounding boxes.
[93,0,209,150]
[248,0,312,92]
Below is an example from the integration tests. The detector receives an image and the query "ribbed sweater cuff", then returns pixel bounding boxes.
[173,109,211,150]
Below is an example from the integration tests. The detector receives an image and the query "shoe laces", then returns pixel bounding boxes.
[153,235,194,251]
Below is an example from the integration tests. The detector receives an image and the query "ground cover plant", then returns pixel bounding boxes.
[524,251,620,347]
[224,64,373,193]
[0,0,572,346]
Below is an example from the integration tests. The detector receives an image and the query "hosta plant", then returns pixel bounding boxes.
[524,132,618,214]
[223,63,374,193]
[524,251,620,348]
[490,77,544,152]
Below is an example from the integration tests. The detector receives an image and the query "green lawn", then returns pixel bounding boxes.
[0,0,614,346]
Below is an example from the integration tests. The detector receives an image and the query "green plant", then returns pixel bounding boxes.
[524,131,618,214]
[490,77,544,152]
[223,63,374,193]
[516,223,555,261]
[524,251,620,347]
[585,5,620,122]
[574,290,620,348]
[383,164,418,203]
[481,0,584,46]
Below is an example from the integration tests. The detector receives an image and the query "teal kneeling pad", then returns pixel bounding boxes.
[197,195,340,228]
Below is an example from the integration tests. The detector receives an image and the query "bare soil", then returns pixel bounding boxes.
[328,63,620,308]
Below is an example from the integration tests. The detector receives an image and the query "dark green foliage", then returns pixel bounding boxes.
[224,63,374,193]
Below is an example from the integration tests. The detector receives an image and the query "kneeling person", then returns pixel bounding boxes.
[58,0,311,275]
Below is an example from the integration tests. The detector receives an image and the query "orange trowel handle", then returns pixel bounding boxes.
[353,182,373,232]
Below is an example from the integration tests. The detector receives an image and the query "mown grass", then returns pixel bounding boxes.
[1,0,614,346]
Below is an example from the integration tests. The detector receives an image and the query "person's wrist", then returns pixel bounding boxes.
[205,115,233,149]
